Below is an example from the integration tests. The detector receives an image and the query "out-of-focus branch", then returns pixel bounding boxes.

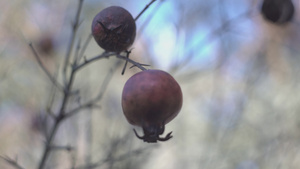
[72,147,151,169]
[171,10,254,73]
[78,34,93,64]
[49,145,74,152]
[63,0,84,85]
[65,61,121,119]
[35,0,153,168]
[0,156,24,169]
[135,0,157,21]
[29,43,65,92]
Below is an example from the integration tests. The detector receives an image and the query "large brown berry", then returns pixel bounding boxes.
[122,69,183,143]
[91,6,136,52]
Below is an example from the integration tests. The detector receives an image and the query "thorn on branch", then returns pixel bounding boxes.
[116,54,148,71]
[121,49,133,75]
[129,63,151,69]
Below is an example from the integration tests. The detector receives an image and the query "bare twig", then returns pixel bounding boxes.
[129,63,151,69]
[0,156,24,169]
[171,10,254,72]
[65,61,121,119]
[36,1,152,168]
[73,38,81,65]
[63,0,84,85]
[38,0,84,163]
[78,34,93,64]
[72,147,150,169]
[116,55,147,71]
[121,50,131,75]
[79,145,152,169]
[74,52,113,72]
[135,0,157,21]
[46,64,60,120]
[75,52,147,72]
[49,145,74,151]
[29,43,64,92]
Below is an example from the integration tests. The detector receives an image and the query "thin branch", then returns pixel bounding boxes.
[121,50,131,75]
[74,52,113,72]
[136,0,164,39]
[129,63,151,69]
[46,64,60,120]
[78,34,93,64]
[29,43,65,92]
[65,61,121,119]
[171,10,254,72]
[135,0,157,21]
[72,147,150,169]
[63,0,84,85]
[116,54,147,71]
[37,120,61,169]
[0,156,24,169]
[74,38,81,65]
[49,145,74,151]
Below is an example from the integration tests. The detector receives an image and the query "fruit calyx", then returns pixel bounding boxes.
[133,123,173,143]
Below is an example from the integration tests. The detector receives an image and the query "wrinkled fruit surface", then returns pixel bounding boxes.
[122,69,183,143]
[91,6,136,52]
[261,0,294,24]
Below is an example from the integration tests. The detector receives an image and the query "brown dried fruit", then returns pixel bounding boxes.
[122,69,183,143]
[91,6,136,52]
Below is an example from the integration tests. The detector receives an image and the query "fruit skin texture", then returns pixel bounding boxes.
[261,0,294,24]
[91,6,136,52]
[122,69,183,143]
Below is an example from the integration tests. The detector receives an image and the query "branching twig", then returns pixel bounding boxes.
[171,10,255,72]
[116,55,147,71]
[78,34,93,64]
[121,50,132,75]
[74,52,113,72]
[37,1,84,165]
[65,61,121,119]
[63,0,84,85]
[72,147,150,169]
[75,52,147,72]
[0,156,24,169]
[35,0,155,168]
[29,43,64,92]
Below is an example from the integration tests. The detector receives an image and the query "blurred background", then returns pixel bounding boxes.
[1,0,300,168]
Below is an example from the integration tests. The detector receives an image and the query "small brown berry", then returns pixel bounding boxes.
[91,6,136,52]
[37,35,55,55]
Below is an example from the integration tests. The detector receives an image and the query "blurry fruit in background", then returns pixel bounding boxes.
[36,34,55,55]
[261,0,295,24]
